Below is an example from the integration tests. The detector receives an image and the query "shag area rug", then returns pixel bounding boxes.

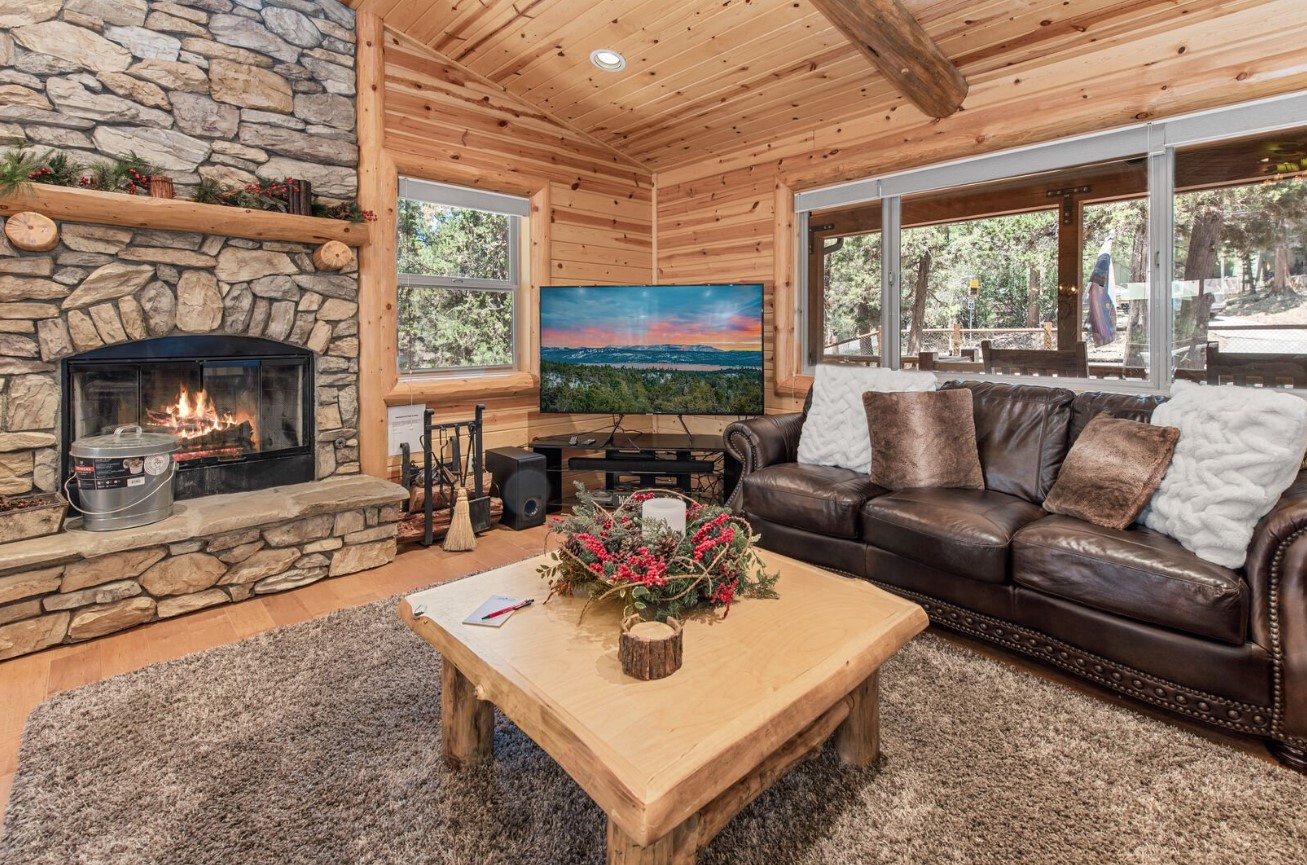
[3,596,1306,865]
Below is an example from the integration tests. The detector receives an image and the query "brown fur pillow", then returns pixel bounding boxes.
[862,389,985,490]
[1043,414,1180,530]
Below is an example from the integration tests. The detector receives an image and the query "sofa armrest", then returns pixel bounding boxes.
[723,413,804,512]
[1245,470,1307,746]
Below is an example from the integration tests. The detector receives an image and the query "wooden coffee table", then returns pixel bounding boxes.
[398,549,927,864]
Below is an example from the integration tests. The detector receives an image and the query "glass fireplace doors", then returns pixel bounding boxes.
[63,336,316,500]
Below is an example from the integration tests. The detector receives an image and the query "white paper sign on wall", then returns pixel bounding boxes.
[387,403,427,456]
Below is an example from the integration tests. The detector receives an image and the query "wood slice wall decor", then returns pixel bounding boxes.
[619,618,683,680]
[313,240,355,271]
[4,211,58,252]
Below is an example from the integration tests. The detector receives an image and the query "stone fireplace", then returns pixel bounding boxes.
[0,227,363,496]
[0,2,412,663]
[0,222,407,663]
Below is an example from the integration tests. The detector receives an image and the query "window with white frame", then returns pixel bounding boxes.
[396,178,528,374]
[798,93,1307,391]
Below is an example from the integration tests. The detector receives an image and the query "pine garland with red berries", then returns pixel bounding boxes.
[538,485,778,622]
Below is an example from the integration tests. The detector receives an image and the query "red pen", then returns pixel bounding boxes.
[481,598,534,620]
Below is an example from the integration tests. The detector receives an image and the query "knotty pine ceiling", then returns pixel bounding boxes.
[346,0,1278,172]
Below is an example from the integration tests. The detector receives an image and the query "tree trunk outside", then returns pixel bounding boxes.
[1175,202,1225,369]
[1274,239,1292,293]
[1025,263,1040,328]
[907,252,931,355]
[1124,218,1149,368]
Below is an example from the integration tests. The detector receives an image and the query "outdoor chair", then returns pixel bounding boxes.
[980,340,1089,377]
[1205,342,1307,388]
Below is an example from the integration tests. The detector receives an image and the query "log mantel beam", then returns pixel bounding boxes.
[810,0,968,119]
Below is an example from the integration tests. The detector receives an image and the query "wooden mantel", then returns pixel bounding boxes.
[0,185,370,248]
[809,0,967,119]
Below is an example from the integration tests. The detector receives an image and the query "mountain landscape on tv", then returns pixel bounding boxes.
[538,283,765,416]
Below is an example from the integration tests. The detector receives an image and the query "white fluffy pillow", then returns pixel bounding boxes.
[797,364,937,473]
[1141,380,1307,568]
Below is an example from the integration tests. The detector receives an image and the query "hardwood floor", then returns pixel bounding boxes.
[0,522,1280,832]
[0,523,553,831]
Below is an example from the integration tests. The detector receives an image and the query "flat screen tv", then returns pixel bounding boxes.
[539,283,764,416]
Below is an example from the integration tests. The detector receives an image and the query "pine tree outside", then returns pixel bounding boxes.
[397,198,517,373]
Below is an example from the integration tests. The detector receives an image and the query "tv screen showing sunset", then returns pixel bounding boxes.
[539,284,764,415]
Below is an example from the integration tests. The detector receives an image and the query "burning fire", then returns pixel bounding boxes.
[147,387,256,443]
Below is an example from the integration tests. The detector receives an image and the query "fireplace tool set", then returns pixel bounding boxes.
[399,404,498,548]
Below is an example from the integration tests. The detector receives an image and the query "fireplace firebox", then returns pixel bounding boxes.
[62,336,316,501]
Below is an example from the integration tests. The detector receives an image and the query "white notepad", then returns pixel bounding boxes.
[462,595,530,628]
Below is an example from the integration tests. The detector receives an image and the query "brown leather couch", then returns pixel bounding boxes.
[724,380,1307,770]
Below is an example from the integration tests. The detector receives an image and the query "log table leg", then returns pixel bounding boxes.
[441,659,494,770]
[607,815,698,865]
[833,669,881,766]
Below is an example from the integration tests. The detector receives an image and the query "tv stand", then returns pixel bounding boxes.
[529,432,740,511]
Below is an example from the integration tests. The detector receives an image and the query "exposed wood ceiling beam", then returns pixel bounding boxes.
[809,0,968,119]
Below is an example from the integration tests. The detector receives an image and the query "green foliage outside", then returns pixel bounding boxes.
[539,360,763,415]
[1175,177,1307,294]
[397,199,515,372]
[821,176,1307,363]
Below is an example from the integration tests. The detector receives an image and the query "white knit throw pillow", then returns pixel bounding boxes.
[797,364,937,474]
[1141,380,1307,568]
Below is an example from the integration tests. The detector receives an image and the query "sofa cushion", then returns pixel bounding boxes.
[742,463,887,539]
[1043,414,1180,530]
[1068,390,1167,445]
[1012,515,1248,645]
[796,363,936,473]
[940,381,1074,503]
[1141,380,1307,569]
[863,389,984,491]
[859,488,1046,584]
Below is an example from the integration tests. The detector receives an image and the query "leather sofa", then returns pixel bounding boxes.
[724,380,1307,769]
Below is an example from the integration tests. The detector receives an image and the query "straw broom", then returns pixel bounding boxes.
[442,488,476,550]
[442,429,476,551]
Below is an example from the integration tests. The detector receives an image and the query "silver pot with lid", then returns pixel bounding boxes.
[68,425,179,531]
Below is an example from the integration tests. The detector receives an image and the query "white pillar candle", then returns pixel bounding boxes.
[641,497,686,536]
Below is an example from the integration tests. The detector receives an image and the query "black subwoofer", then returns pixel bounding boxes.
[486,447,547,530]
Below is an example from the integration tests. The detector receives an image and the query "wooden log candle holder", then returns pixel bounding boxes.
[287,178,313,215]
[619,618,683,680]
[148,176,175,199]
[4,211,58,252]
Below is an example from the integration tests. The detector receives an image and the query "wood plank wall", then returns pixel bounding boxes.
[368,29,654,474]
[653,0,1307,417]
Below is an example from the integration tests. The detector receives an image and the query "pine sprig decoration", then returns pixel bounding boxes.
[538,484,779,622]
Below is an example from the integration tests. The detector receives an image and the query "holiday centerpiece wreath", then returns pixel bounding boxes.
[538,485,779,624]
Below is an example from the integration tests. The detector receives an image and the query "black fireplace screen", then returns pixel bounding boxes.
[63,336,315,499]
[72,359,305,462]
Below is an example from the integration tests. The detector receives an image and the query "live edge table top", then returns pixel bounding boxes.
[398,550,927,849]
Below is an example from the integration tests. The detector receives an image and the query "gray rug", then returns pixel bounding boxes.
[3,597,1306,865]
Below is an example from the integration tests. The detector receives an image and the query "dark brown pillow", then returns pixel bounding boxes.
[862,389,985,490]
[1043,414,1180,530]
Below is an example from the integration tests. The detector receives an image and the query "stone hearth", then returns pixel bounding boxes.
[0,476,405,660]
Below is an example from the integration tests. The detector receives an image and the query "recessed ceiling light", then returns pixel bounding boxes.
[590,49,626,72]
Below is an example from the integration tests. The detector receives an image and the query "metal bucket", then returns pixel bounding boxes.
[67,425,179,531]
